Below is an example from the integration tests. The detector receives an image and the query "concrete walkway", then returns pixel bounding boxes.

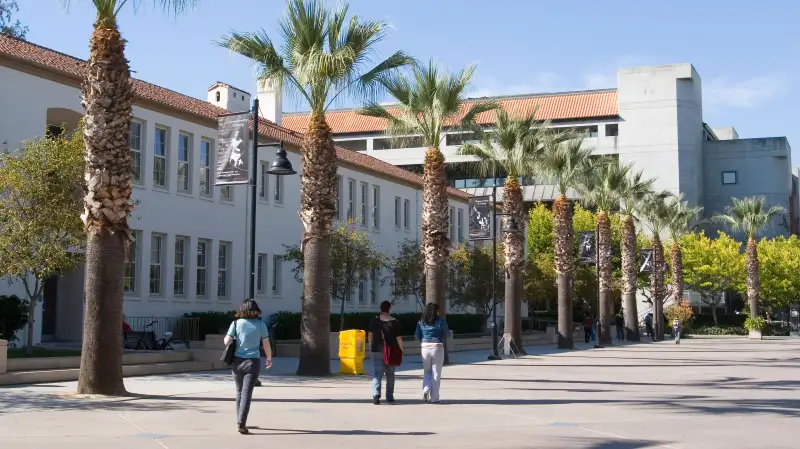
[1,338,799,448]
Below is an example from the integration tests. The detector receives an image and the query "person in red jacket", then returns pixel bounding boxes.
[583,313,593,343]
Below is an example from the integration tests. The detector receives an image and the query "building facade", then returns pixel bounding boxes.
[0,36,469,345]
[283,63,798,239]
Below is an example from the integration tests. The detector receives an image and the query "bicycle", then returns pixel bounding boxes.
[123,321,190,351]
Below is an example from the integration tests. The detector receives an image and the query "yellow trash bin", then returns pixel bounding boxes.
[338,329,366,375]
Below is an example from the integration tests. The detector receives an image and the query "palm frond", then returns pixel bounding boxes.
[665,194,704,239]
[639,190,675,234]
[538,133,593,195]
[64,0,197,23]
[578,158,632,212]
[620,169,655,216]
[459,100,500,131]
[713,196,786,239]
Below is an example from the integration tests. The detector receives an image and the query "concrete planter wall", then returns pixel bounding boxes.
[0,340,7,374]
[6,350,192,373]
[748,329,763,340]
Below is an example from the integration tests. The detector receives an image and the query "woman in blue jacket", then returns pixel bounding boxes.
[415,303,449,403]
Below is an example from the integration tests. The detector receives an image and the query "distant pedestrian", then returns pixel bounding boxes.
[415,303,449,404]
[224,299,272,434]
[644,313,654,340]
[583,313,593,343]
[673,319,681,345]
[368,300,403,405]
[615,312,625,341]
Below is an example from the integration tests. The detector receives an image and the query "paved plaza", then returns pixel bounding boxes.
[1,338,799,449]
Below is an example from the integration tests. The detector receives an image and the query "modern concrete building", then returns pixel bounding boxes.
[284,63,799,239]
[0,35,469,345]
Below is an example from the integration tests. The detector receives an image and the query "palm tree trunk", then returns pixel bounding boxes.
[671,241,683,304]
[597,211,613,346]
[745,237,760,318]
[553,194,574,349]
[77,22,134,396]
[297,112,337,376]
[651,235,665,340]
[620,215,639,341]
[422,147,449,310]
[503,178,525,354]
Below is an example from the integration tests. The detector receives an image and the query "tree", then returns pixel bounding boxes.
[578,157,631,345]
[617,170,654,341]
[665,300,694,329]
[358,63,497,315]
[219,0,411,375]
[0,0,27,39]
[525,203,556,311]
[0,129,85,354]
[65,0,197,395]
[758,236,800,315]
[714,196,785,327]
[390,239,425,310]
[282,221,390,330]
[538,135,592,348]
[664,195,703,307]
[448,243,504,326]
[638,191,673,340]
[676,232,744,325]
[457,108,550,353]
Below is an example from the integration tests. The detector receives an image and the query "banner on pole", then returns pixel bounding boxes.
[577,231,596,264]
[215,113,250,185]
[639,248,653,273]
[469,196,492,240]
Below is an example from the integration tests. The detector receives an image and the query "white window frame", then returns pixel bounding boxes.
[360,181,369,227]
[347,178,356,221]
[273,174,283,204]
[370,268,379,304]
[722,171,737,185]
[257,253,267,295]
[372,185,380,229]
[200,139,213,197]
[358,270,366,304]
[221,185,233,201]
[272,255,282,295]
[457,208,464,242]
[449,206,455,241]
[403,199,411,230]
[177,132,191,193]
[335,175,342,220]
[124,230,140,294]
[149,233,165,296]
[196,239,209,299]
[173,236,188,297]
[259,162,268,199]
[130,121,143,185]
[217,241,231,299]
[153,127,168,188]
[394,196,401,229]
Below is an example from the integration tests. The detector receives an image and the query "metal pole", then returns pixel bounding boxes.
[248,98,259,299]
[489,182,500,360]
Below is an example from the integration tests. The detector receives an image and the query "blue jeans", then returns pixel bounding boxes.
[370,351,395,399]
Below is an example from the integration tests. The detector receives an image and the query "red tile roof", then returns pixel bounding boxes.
[0,35,468,200]
[283,90,620,135]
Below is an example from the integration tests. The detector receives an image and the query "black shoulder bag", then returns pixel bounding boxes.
[220,319,237,366]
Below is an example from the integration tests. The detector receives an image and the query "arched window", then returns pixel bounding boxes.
[216,91,221,102]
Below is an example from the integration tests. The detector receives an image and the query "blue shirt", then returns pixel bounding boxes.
[415,318,449,344]
[226,318,269,359]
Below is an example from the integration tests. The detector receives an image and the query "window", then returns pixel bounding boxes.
[370,268,379,304]
[403,199,410,230]
[272,255,282,294]
[153,127,167,188]
[259,162,268,199]
[257,253,267,295]
[124,230,140,293]
[358,271,366,304]
[273,174,283,204]
[449,206,455,241]
[334,175,342,220]
[174,236,187,296]
[457,208,464,242]
[606,123,619,137]
[177,133,191,192]
[360,182,368,226]
[200,139,212,196]
[149,234,164,295]
[372,185,380,229]
[347,178,356,220]
[215,91,220,102]
[221,185,232,201]
[394,196,401,228]
[722,171,737,185]
[196,239,209,298]
[130,122,142,184]
[217,242,230,298]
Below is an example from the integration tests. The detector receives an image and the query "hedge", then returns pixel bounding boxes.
[185,310,486,341]
[691,314,747,327]
[681,322,789,336]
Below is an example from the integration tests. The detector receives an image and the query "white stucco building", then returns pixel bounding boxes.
[0,36,469,345]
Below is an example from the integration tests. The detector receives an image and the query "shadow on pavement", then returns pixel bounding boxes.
[246,426,434,436]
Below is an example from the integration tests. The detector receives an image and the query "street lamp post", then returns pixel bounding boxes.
[247,97,297,299]
[488,182,522,361]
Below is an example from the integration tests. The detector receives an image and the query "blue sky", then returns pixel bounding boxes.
[16,0,799,161]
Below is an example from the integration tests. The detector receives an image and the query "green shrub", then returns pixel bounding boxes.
[691,314,747,327]
[744,317,766,332]
[686,325,747,336]
[763,322,790,336]
[0,295,29,342]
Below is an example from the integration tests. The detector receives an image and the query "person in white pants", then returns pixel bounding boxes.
[415,303,449,404]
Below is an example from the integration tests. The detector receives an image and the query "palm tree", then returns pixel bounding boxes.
[638,191,673,340]
[358,62,498,311]
[219,0,412,376]
[665,195,703,307]
[538,134,592,349]
[65,0,196,396]
[617,170,654,341]
[579,158,632,346]
[714,196,785,327]
[457,108,550,354]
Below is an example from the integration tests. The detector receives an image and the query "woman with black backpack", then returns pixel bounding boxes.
[367,300,403,405]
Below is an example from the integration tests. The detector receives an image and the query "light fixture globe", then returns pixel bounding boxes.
[266,147,296,176]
